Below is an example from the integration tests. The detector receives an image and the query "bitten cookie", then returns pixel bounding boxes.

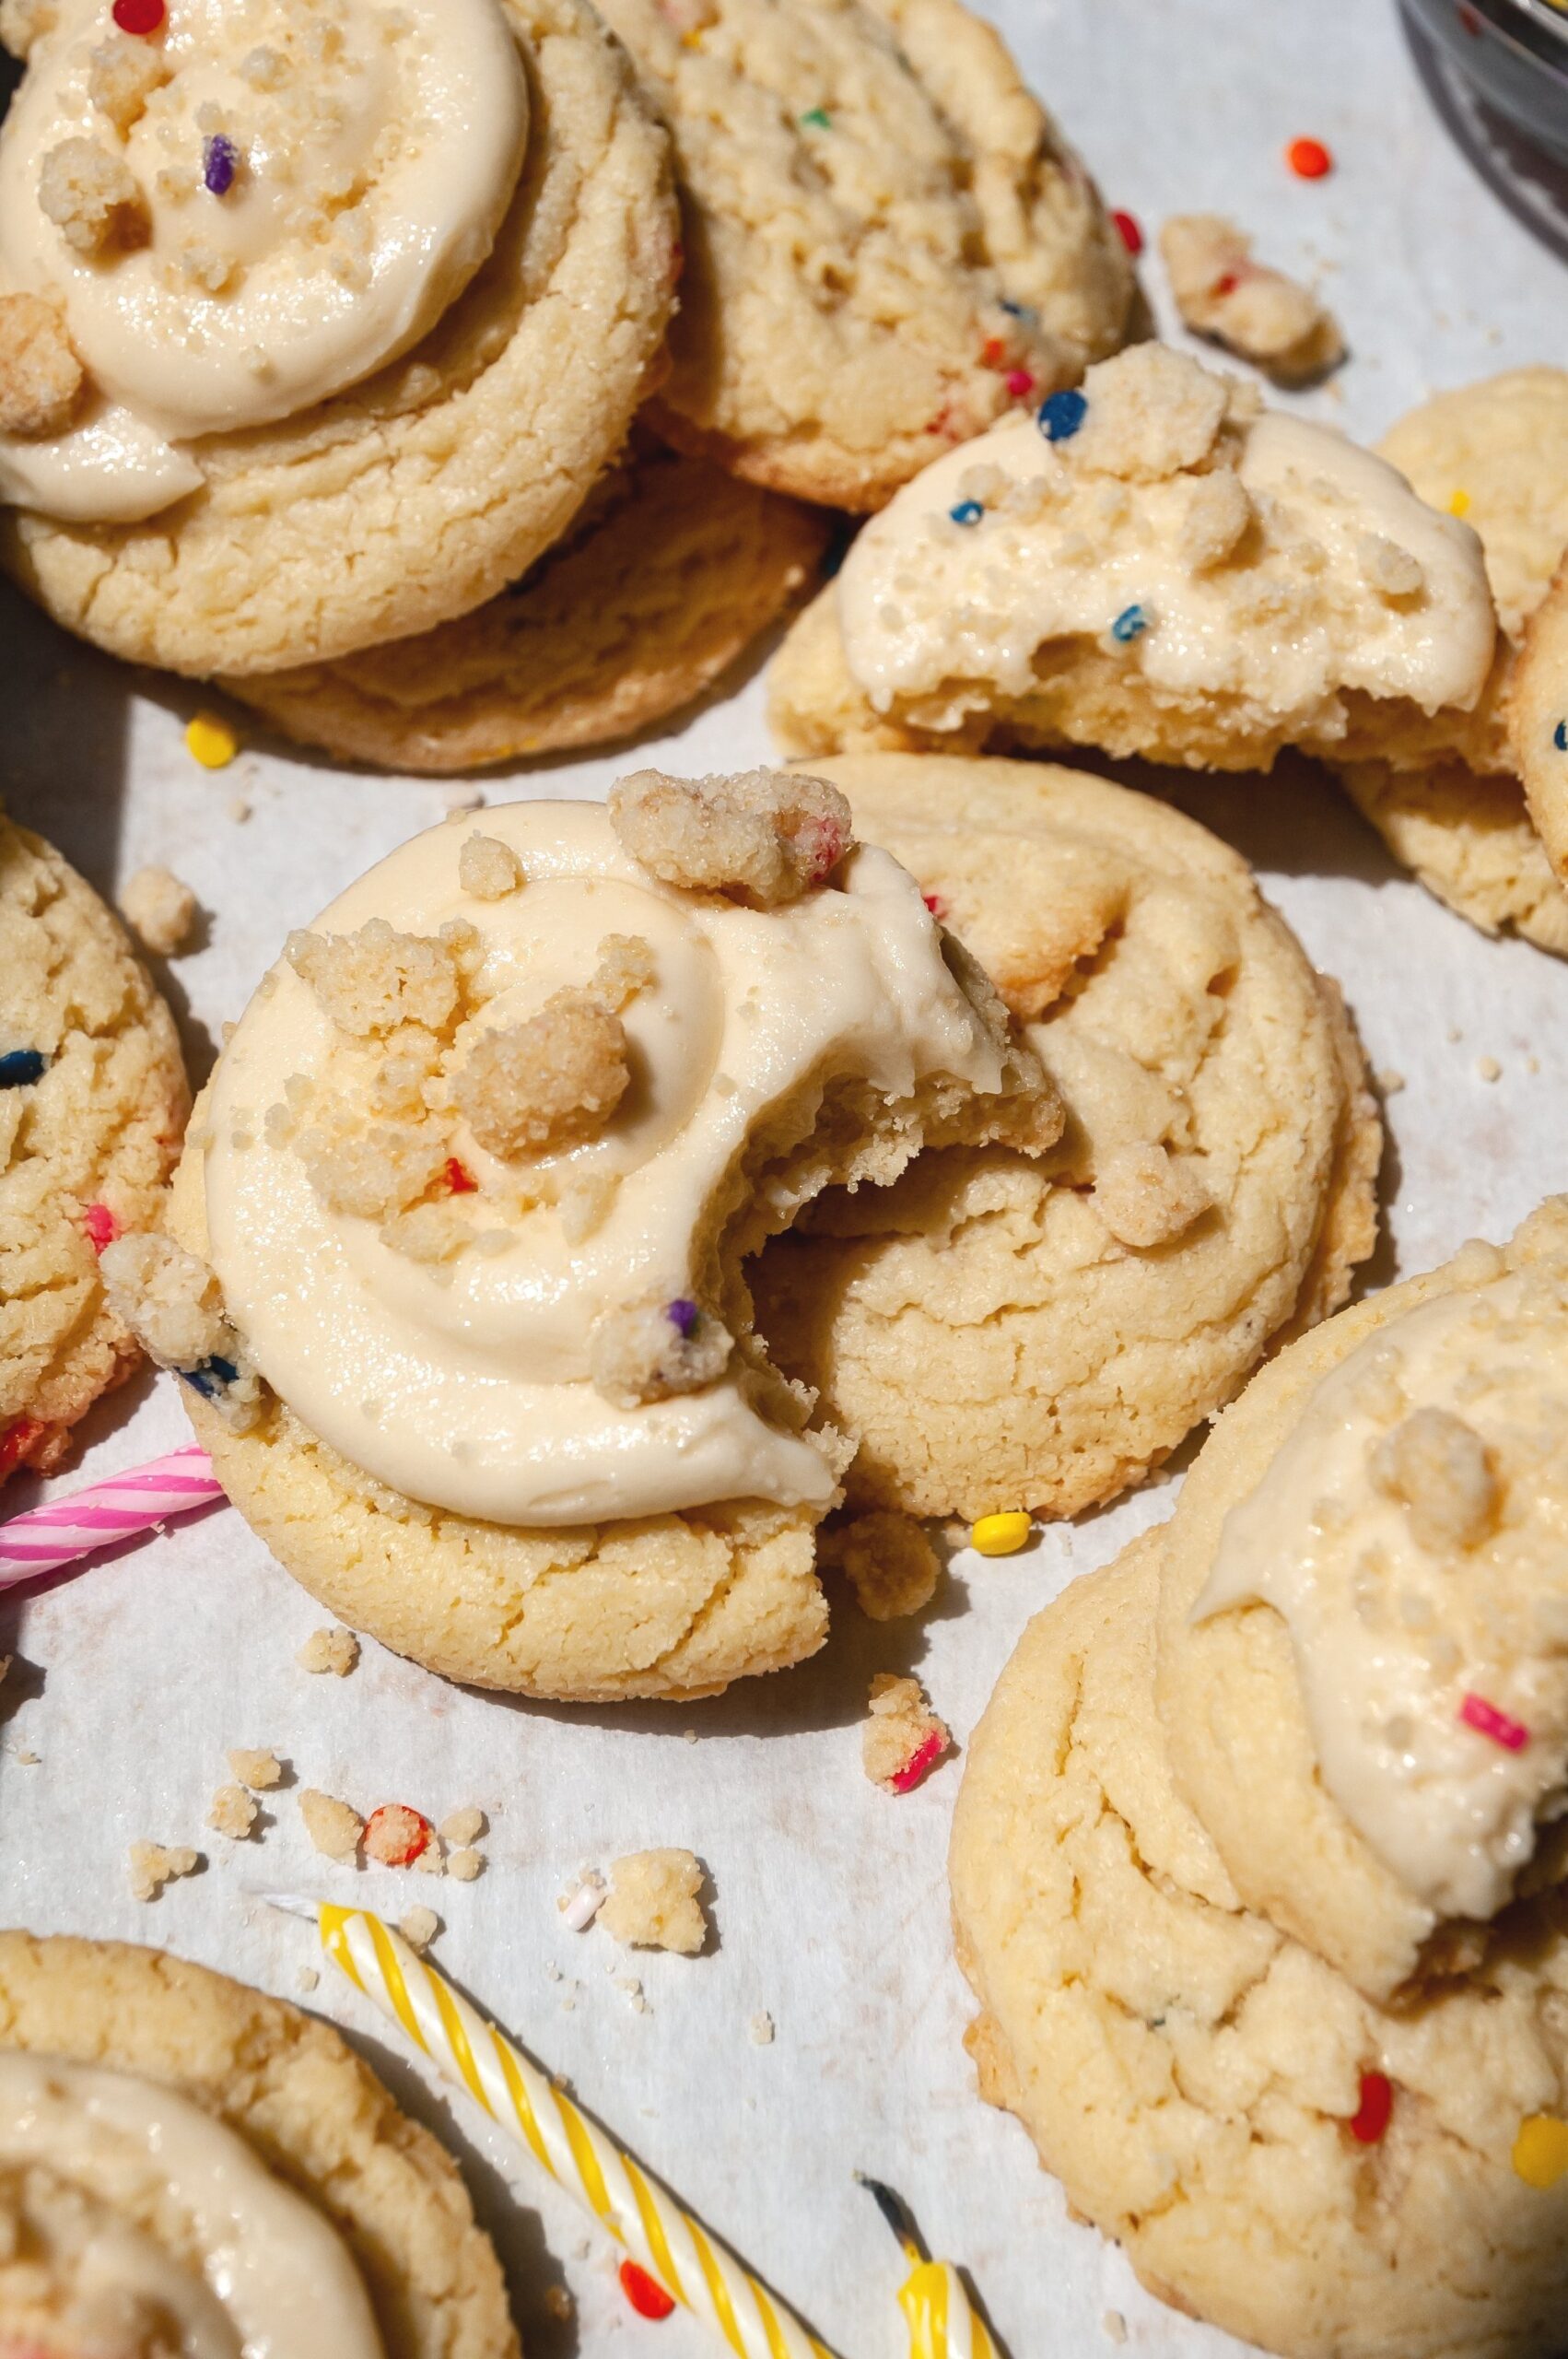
[1509,562,1568,892]
[594,0,1131,510]
[752,753,1379,1522]
[1158,1198,1568,2005]
[117,775,1057,1701]
[767,342,1497,771]
[951,1541,1568,2359]
[0,0,677,675]
[1,805,189,1484]
[0,1930,519,2357]
[1340,369,1568,953]
[224,441,832,771]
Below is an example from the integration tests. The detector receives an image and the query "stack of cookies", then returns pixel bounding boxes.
[954,1201,1568,2356]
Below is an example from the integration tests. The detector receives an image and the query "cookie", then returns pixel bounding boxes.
[224,440,832,772]
[1,805,189,1485]
[767,342,1497,771]
[126,779,1057,1701]
[1509,567,1568,889]
[593,0,1131,511]
[1336,370,1568,949]
[1158,1198,1568,2005]
[751,753,1379,1522]
[0,0,677,676]
[950,1539,1568,2359]
[0,1930,519,2357]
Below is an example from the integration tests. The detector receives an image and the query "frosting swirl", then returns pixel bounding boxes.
[0,2051,383,2357]
[0,0,528,519]
[1194,1257,1568,1920]
[201,798,1029,1526]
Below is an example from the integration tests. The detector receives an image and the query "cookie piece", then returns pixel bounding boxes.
[752,753,1379,1521]
[0,0,678,676]
[951,1539,1568,2359]
[154,783,1058,1700]
[1334,370,1568,947]
[0,806,189,1483]
[767,342,1496,770]
[224,443,831,771]
[1158,1199,1568,2004]
[596,0,1131,511]
[1160,213,1343,386]
[1510,567,1568,889]
[0,1930,519,2357]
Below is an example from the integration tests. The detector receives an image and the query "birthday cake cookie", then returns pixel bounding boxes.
[107,770,1057,1699]
[1158,1196,1568,2003]
[223,440,833,771]
[951,1537,1568,2359]
[1,804,189,1485]
[767,342,1498,773]
[0,0,677,676]
[1340,368,1568,954]
[592,0,1131,511]
[753,754,1379,1522]
[0,1928,519,2356]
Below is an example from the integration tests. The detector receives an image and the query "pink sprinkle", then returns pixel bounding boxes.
[800,815,848,884]
[1459,1693,1529,1753]
[922,892,947,919]
[81,1203,119,1251]
[1004,368,1035,398]
[890,1728,947,1794]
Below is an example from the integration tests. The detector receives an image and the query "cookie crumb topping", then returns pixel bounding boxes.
[599,1848,708,1954]
[457,831,525,900]
[287,917,468,1039]
[456,987,630,1160]
[88,30,170,133]
[38,134,147,255]
[608,767,853,908]
[99,1232,264,1429]
[1371,1405,1498,1552]
[0,291,83,437]
[589,1294,733,1410]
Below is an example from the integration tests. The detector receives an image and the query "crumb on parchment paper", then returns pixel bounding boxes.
[128,1841,202,1902]
[119,864,199,957]
[207,1784,258,1840]
[861,1673,952,1793]
[599,1849,708,1954]
[298,1626,358,1676]
[299,1789,363,1864]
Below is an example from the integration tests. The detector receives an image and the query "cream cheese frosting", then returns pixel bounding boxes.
[0,0,527,520]
[0,2051,383,2357]
[837,344,1495,740]
[201,798,1026,1527]
[1193,1256,1568,1921]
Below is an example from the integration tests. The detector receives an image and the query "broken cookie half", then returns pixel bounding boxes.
[123,769,1058,1703]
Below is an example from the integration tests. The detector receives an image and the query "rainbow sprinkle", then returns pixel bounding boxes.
[1111,604,1149,644]
[1554,721,1568,754]
[203,134,238,196]
[1458,1692,1529,1753]
[800,106,831,129]
[0,1050,46,1089]
[949,499,984,525]
[1037,388,1087,443]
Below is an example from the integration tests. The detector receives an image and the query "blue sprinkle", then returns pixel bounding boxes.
[999,299,1036,323]
[949,499,984,526]
[1110,604,1149,645]
[1037,388,1087,443]
[665,1298,699,1338]
[181,1353,238,1401]
[0,1049,46,1089]
[1555,720,1568,754]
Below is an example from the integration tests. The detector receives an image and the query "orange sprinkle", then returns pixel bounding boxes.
[1286,136,1333,180]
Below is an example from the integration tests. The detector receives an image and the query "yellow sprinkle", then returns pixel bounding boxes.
[970,1510,1033,1557]
[1513,2115,1568,2189]
[185,710,239,769]
[1448,488,1470,519]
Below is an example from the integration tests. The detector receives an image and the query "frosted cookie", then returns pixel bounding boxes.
[1,805,189,1485]
[1158,1198,1568,2004]
[0,1930,519,2356]
[594,0,1131,511]
[752,754,1378,1522]
[767,342,1497,770]
[224,441,832,771]
[111,773,1057,1701]
[951,1540,1568,2359]
[0,0,677,676]
[1340,369,1568,952]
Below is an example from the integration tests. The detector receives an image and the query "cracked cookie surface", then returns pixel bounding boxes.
[1,806,188,1483]
[951,1540,1568,2359]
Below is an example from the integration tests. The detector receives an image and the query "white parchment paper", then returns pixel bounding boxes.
[5,3,1568,2353]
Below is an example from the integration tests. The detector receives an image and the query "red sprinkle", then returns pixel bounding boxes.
[365,1805,432,1868]
[1459,1693,1530,1753]
[1111,208,1143,256]
[81,1202,120,1252]
[922,892,948,920]
[890,1728,947,1795]
[1003,367,1035,398]
[619,2261,676,2321]
[443,1157,478,1195]
[0,1418,45,1479]
[1286,136,1333,181]
[1350,2071,1393,2144]
[111,0,166,31]
[800,815,848,884]
[981,336,1009,369]
[1213,272,1242,298]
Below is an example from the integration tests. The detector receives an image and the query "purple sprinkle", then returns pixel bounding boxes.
[203,134,239,196]
[665,1297,699,1338]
